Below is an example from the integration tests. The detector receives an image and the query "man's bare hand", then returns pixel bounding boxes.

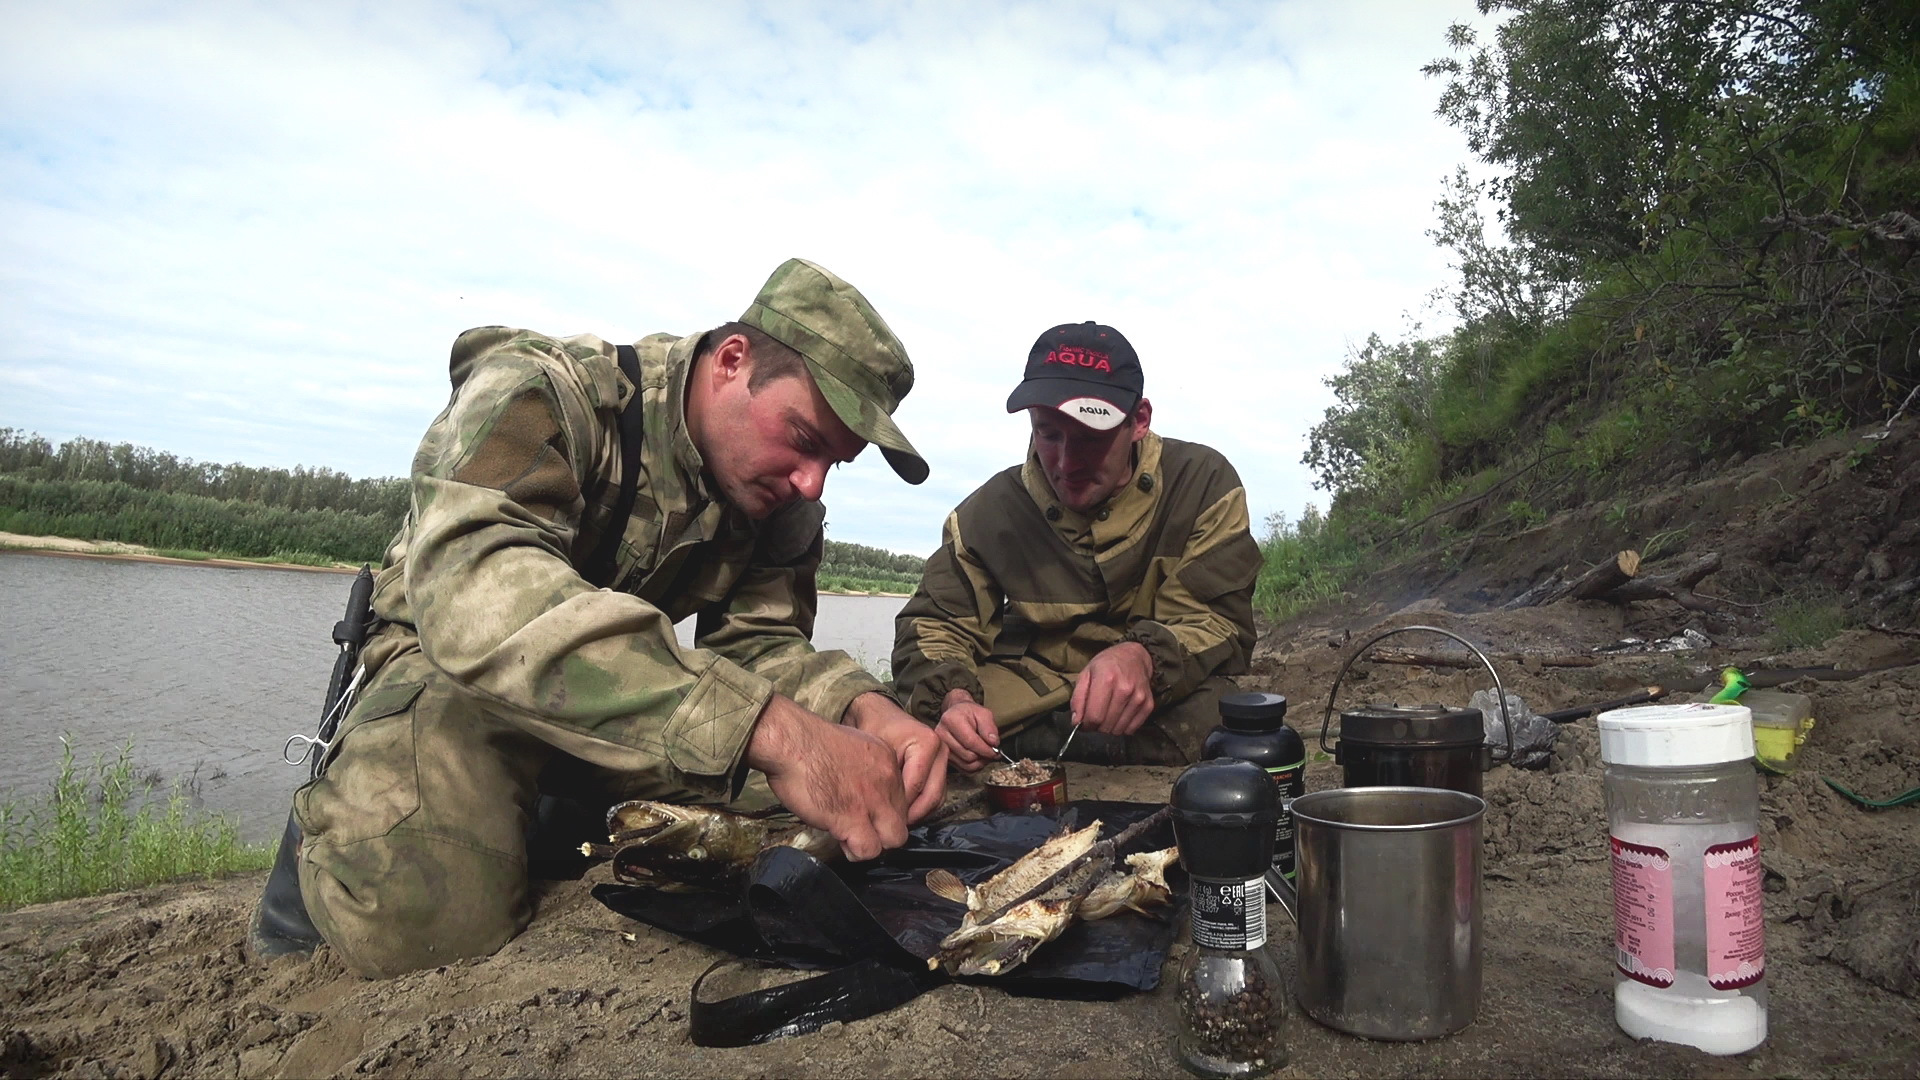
[745,695,908,861]
[935,688,1001,773]
[1071,641,1155,736]
[845,692,949,822]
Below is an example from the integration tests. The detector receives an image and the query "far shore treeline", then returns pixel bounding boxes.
[0,429,925,592]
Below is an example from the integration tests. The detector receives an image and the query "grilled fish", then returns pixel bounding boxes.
[589,800,838,893]
[927,855,1106,976]
[923,821,1177,976]
[1080,846,1179,920]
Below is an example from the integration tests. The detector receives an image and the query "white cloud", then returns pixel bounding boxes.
[0,0,1484,555]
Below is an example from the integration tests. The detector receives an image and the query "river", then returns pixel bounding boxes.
[0,551,907,843]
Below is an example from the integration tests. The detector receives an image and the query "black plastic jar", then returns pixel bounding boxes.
[1202,693,1306,882]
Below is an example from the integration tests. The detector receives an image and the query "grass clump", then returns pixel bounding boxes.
[0,739,272,911]
[1768,590,1854,652]
[1254,507,1366,624]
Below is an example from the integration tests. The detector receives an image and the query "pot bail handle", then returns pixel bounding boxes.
[1317,624,1514,765]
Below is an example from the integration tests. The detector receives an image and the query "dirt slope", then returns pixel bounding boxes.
[2,421,1916,1079]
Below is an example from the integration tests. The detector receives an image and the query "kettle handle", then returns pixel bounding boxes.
[1264,868,1298,925]
[1317,624,1515,766]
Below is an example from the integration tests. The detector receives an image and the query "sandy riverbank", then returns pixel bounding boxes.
[0,533,358,574]
[0,534,914,596]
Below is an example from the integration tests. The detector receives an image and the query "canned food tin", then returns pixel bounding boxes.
[983,760,1068,812]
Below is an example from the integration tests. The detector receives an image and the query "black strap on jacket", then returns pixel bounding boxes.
[583,344,646,588]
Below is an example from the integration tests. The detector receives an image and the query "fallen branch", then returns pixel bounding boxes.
[1502,574,1566,610]
[1539,687,1669,723]
[1565,550,1642,600]
[1371,650,1600,669]
[1600,552,1723,609]
[1662,658,1919,695]
[1509,550,1644,609]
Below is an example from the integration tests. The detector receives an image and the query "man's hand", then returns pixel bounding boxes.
[844,692,948,822]
[1071,641,1156,736]
[745,695,909,861]
[935,687,1002,773]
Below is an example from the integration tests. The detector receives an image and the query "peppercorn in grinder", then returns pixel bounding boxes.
[1170,759,1288,1078]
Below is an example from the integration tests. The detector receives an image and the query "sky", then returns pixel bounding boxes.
[1,0,1487,558]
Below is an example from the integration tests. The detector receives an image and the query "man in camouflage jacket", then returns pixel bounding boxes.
[893,322,1261,768]
[253,259,946,978]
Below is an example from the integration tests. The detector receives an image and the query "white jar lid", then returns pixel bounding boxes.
[1597,702,1755,767]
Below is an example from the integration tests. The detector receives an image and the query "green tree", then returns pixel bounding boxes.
[1304,331,1450,499]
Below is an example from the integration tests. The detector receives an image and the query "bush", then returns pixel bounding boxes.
[1253,507,1366,623]
[0,740,272,910]
[0,476,394,563]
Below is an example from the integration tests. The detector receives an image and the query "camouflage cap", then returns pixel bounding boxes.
[740,258,928,485]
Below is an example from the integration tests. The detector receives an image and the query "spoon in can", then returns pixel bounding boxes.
[1054,720,1083,761]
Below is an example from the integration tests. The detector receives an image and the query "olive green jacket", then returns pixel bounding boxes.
[892,432,1261,727]
[359,327,884,799]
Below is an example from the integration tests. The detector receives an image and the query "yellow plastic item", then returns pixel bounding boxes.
[1745,690,1815,771]
[1688,686,1816,771]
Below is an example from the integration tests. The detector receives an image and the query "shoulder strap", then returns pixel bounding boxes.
[583,344,646,588]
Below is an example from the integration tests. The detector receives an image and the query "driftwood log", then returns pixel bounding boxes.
[1370,650,1600,669]
[1598,552,1723,610]
[1508,550,1728,611]
[1506,550,1640,608]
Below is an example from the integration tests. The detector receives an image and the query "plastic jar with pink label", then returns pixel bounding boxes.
[1598,702,1766,1056]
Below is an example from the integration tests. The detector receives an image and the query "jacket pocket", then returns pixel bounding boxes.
[296,680,427,845]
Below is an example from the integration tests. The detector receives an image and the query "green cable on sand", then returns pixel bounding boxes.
[1822,778,1920,810]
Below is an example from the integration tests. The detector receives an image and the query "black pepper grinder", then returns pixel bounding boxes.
[1170,759,1288,1078]
[1202,693,1307,883]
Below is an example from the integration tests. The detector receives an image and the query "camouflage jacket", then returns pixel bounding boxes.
[892,432,1261,726]
[359,327,884,798]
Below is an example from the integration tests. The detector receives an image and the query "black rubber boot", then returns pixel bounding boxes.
[247,809,324,959]
[525,794,605,881]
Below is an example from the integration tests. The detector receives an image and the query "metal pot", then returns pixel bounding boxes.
[1318,624,1514,797]
[1266,786,1486,1041]
[1335,704,1490,797]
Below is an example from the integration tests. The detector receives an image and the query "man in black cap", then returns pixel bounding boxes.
[892,322,1262,768]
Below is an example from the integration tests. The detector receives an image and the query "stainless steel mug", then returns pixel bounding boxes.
[1267,786,1485,1041]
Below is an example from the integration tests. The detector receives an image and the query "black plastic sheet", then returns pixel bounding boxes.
[593,800,1179,1044]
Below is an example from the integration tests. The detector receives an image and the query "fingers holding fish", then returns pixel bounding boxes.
[748,694,911,862]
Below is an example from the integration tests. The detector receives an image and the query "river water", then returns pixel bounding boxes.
[0,552,906,843]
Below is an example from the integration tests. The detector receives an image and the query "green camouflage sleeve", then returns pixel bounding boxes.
[403,333,767,796]
[693,500,887,724]
[891,509,998,723]
[1124,476,1261,706]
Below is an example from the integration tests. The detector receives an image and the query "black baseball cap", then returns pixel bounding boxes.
[1004,321,1144,431]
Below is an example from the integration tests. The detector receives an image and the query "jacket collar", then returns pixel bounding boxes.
[1021,430,1164,548]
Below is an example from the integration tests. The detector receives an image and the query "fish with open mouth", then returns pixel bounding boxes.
[584,800,838,893]
[923,820,1178,976]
